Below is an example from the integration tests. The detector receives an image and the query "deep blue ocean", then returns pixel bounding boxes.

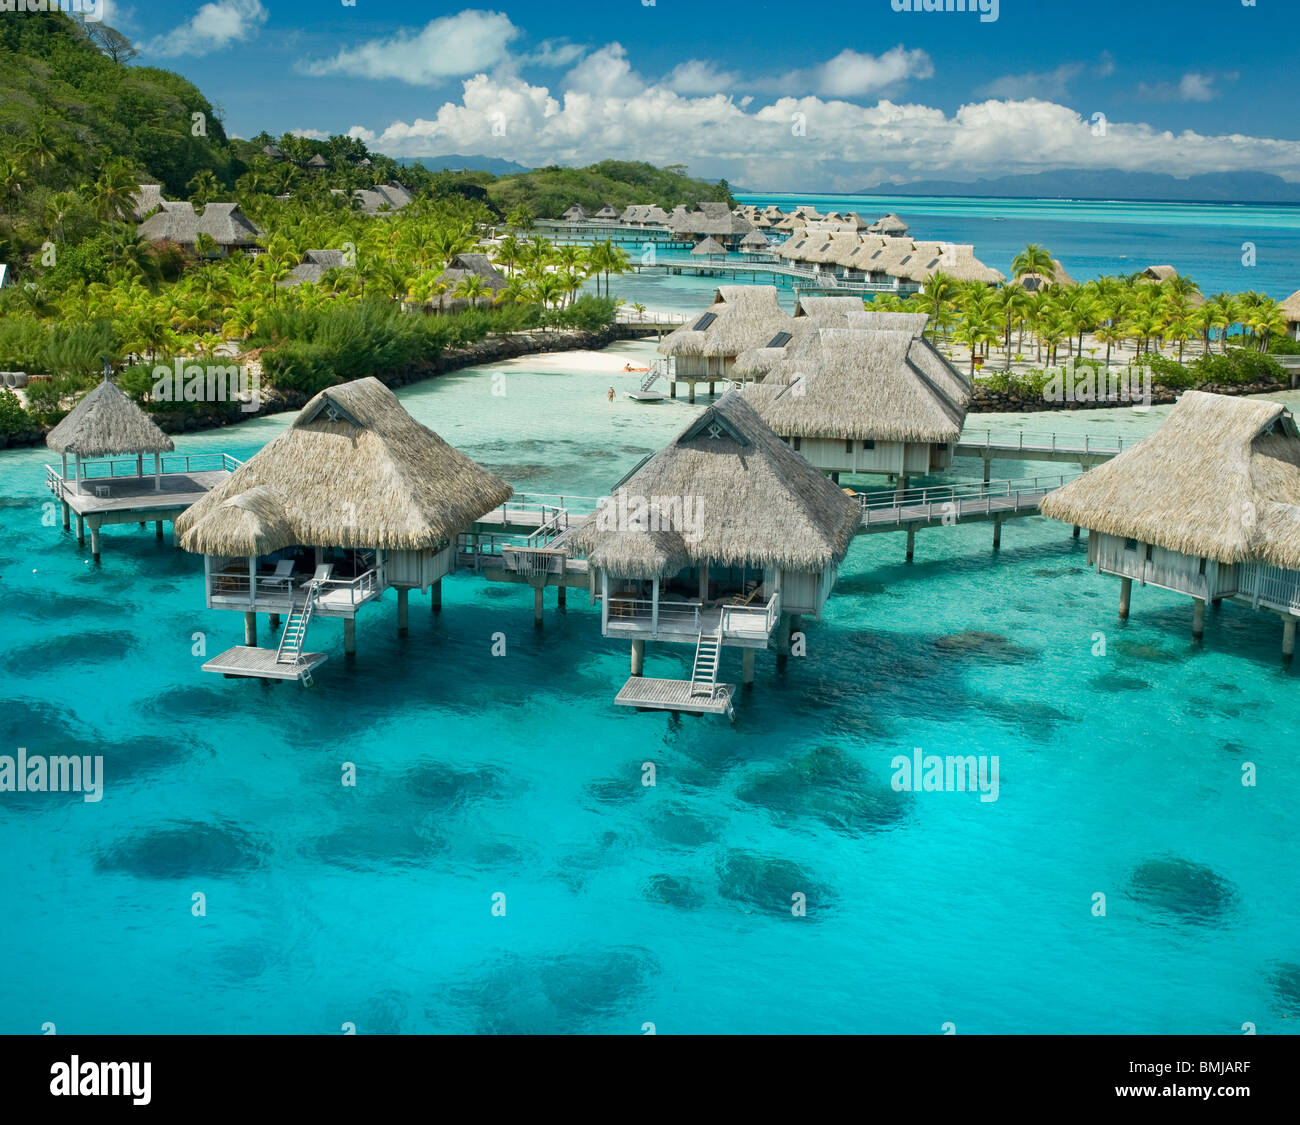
[2,339,1298,1034]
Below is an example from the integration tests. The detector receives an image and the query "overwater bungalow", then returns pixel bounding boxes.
[1040,391,1300,655]
[739,229,773,257]
[594,204,622,221]
[560,204,589,221]
[736,314,970,485]
[173,377,512,682]
[657,286,791,402]
[44,376,237,561]
[668,202,754,248]
[869,213,909,236]
[570,392,861,716]
[137,201,262,256]
[690,235,728,262]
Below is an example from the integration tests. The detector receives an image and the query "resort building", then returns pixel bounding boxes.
[560,204,589,221]
[44,376,237,562]
[690,236,728,262]
[1014,258,1075,291]
[173,377,512,682]
[739,229,773,258]
[594,204,622,220]
[668,202,754,248]
[130,184,165,222]
[1140,264,1179,282]
[869,213,909,236]
[570,392,861,716]
[436,253,508,310]
[1280,289,1300,340]
[1039,391,1300,654]
[657,286,791,402]
[137,201,263,255]
[620,204,672,226]
[306,153,329,171]
[737,312,971,484]
[353,181,413,215]
[279,249,350,289]
[775,233,1002,288]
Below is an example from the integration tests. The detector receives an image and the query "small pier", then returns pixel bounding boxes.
[202,645,329,682]
[46,453,241,561]
[614,676,736,720]
[956,429,1127,479]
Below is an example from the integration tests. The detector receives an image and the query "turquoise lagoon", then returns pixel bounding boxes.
[1,340,1298,1035]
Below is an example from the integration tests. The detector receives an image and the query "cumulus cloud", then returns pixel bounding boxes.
[341,71,1300,190]
[664,60,742,95]
[143,0,267,58]
[977,54,1115,100]
[521,39,588,68]
[1137,70,1238,102]
[562,43,646,97]
[773,46,933,98]
[298,10,521,84]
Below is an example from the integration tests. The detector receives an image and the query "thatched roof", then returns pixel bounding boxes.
[280,249,349,288]
[658,286,791,357]
[585,525,692,579]
[130,184,164,222]
[439,252,507,292]
[1015,258,1075,291]
[1283,289,1300,324]
[594,204,621,219]
[669,202,753,238]
[691,235,728,256]
[46,378,175,457]
[570,393,860,573]
[561,204,588,220]
[306,154,329,168]
[869,213,909,235]
[739,328,969,444]
[353,181,412,215]
[1142,264,1179,281]
[175,378,512,555]
[740,229,771,249]
[137,201,262,248]
[794,296,865,318]
[1040,392,1300,568]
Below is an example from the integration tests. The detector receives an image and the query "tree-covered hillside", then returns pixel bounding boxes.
[486,160,734,219]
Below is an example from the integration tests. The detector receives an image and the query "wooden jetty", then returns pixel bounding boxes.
[614,676,736,720]
[956,428,1127,479]
[202,645,329,683]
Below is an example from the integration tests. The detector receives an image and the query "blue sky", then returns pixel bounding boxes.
[102,0,1300,190]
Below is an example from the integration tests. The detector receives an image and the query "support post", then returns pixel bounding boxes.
[397,587,409,635]
[76,513,85,545]
[708,381,715,397]
[906,525,916,563]
[1284,618,1296,664]
[533,585,544,628]
[630,639,645,677]
[269,613,281,633]
[992,518,1002,551]
[90,523,101,563]
[557,584,566,611]
[983,458,991,484]
[775,613,792,673]
[688,383,695,405]
[61,502,70,531]
[1192,597,1206,642]
[155,520,164,540]
[344,617,356,656]
[431,578,442,612]
[1072,525,1080,539]
[670,382,677,399]
[831,471,840,485]
[742,647,755,687]
[698,562,710,602]
[1119,576,1132,620]
[244,612,257,647]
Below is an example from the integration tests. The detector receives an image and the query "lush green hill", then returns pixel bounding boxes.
[485,160,733,220]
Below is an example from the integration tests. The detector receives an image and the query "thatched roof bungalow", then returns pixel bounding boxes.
[1283,288,1300,340]
[1039,391,1300,637]
[740,229,772,253]
[47,376,175,493]
[869,213,909,236]
[658,286,792,385]
[137,201,262,254]
[353,181,413,215]
[594,204,621,220]
[175,377,512,645]
[690,235,728,259]
[306,154,329,170]
[130,184,165,221]
[1141,264,1179,282]
[561,204,589,221]
[737,319,970,481]
[279,249,350,289]
[669,202,753,245]
[571,392,861,656]
[1015,258,1075,291]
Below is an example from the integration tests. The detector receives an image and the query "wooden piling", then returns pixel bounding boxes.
[75,513,85,545]
[1284,618,1296,663]
[688,384,696,405]
[397,588,409,635]
[630,639,645,676]
[1072,525,1080,539]
[557,584,567,610]
[61,501,70,531]
[344,617,356,656]
[775,614,792,672]
[906,526,916,562]
[90,523,101,563]
[708,381,715,397]
[742,647,755,687]
[269,613,281,633]
[669,382,677,399]
[983,459,991,484]
[244,612,257,647]
[1192,597,1206,641]
[992,518,1002,551]
[155,520,164,539]
[431,578,442,612]
[1119,577,1132,620]
[533,585,544,627]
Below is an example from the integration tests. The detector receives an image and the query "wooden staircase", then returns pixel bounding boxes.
[689,630,721,698]
[276,582,320,685]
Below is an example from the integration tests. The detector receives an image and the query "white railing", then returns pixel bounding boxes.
[605,598,701,631]
[720,592,781,637]
[46,451,243,490]
[616,309,690,326]
[1239,561,1300,613]
[317,568,383,607]
[958,430,1129,455]
[859,474,1077,526]
[501,546,567,578]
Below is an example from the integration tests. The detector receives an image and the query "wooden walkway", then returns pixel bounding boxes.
[857,475,1075,533]
[614,676,736,720]
[202,646,329,682]
[956,429,1128,470]
[51,470,231,515]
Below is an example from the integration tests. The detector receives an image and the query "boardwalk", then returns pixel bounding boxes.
[956,428,1129,473]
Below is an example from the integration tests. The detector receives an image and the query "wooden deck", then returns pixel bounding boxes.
[202,646,329,682]
[614,676,736,719]
[51,470,232,516]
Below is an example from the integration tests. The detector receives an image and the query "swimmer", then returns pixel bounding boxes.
[608,387,615,402]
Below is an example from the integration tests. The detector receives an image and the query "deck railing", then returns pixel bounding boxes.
[859,474,1077,525]
[606,598,701,631]
[47,451,243,490]
[720,592,781,637]
[958,430,1129,454]
[210,565,382,606]
[501,546,567,578]
[318,568,382,606]
[1239,561,1300,613]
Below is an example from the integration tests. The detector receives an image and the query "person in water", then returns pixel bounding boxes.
[608,387,615,402]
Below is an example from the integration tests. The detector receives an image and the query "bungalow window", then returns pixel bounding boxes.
[793,437,802,451]
[1198,557,1207,576]
[1145,544,1154,562]
[1124,538,1138,551]
[863,439,876,450]
[845,438,853,454]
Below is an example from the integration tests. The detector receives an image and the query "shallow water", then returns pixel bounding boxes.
[1,351,1297,1034]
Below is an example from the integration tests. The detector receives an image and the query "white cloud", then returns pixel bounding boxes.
[298,10,521,85]
[521,39,588,68]
[774,46,933,98]
[664,60,741,96]
[340,70,1300,190]
[143,0,267,58]
[978,63,1084,101]
[1137,70,1238,103]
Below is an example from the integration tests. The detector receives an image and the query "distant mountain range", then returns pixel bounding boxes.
[852,169,1300,204]
[393,154,532,176]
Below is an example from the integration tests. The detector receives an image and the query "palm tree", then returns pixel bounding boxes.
[918,272,957,341]
[495,234,524,275]
[1204,293,1236,353]
[187,170,221,206]
[453,274,491,308]
[996,286,1031,369]
[0,154,24,215]
[1012,243,1055,280]
[20,118,62,172]
[90,160,141,223]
